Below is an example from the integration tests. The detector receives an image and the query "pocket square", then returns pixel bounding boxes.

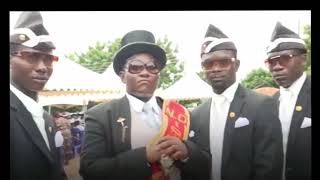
[235,117,250,128]
[300,117,311,128]
[189,130,195,137]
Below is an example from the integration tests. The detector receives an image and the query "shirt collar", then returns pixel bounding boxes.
[126,93,160,114]
[10,83,43,118]
[280,72,306,98]
[212,81,239,103]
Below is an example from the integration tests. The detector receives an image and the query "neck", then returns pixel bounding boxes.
[11,81,38,101]
[128,92,152,102]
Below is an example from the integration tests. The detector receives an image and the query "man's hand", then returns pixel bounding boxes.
[146,142,162,163]
[157,136,189,161]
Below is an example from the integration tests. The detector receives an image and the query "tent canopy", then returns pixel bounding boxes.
[44,58,123,93]
[160,72,212,100]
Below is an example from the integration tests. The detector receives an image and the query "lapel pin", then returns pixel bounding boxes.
[229,112,235,118]
[295,105,302,112]
[117,117,126,127]
[18,34,26,41]
[117,117,127,143]
[48,126,52,133]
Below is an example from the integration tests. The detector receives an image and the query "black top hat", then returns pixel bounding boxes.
[201,24,237,56]
[266,22,306,53]
[113,30,167,75]
[10,11,55,51]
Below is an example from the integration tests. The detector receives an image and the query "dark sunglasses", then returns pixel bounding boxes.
[264,54,300,68]
[11,51,59,66]
[124,59,160,74]
[201,57,235,71]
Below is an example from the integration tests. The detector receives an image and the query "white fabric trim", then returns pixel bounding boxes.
[267,38,305,53]
[203,38,233,53]
[11,28,52,47]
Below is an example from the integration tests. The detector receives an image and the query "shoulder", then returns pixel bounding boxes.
[85,97,127,119]
[191,98,211,116]
[239,86,276,107]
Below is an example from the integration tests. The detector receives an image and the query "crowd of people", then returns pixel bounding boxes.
[10,11,310,180]
[53,111,85,165]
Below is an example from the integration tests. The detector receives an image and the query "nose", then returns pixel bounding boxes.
[35,59,50,73]
[272,60,284,71]
[138,66,151,76]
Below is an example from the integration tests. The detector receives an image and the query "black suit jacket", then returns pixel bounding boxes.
[273,76,311,180]
[190,84,283,180]
[10,91,67,180]
[80,96,210,180]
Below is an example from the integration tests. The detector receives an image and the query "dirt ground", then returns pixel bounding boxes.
[64,154,83,180]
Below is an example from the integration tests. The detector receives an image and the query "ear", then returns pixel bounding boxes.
[234,59,240,72]
[119,71,127,84]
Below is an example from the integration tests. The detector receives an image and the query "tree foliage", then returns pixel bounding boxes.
[241,68,278,89]
[66,39,121,74]
[66,36,183,89]
[303,24,311,75]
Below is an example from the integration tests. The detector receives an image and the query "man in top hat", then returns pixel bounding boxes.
[189,24,283,180]
[80,30,210,180]
[265,22,311,180]
[10,12,67,180]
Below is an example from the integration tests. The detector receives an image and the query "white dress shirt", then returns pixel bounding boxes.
[279,72,306,180]
[10,84,51,150]
[126,93,161,130]
[210,82,238,180]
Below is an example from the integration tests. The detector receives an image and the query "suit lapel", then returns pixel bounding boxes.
[273,91,280,114]
[287,77,311,148]
[222,85,246,170]
[43,112,59,161]
[10,91,54,164]
[200,99,212,147]
[113,96,132,152]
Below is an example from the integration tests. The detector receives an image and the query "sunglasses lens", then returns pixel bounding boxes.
[13,51,59,65]
[128,64,144,74]
[127,60,160,74]
[146,63,160,74]
[266,54,293,67]
[201,60,214,71]
[201,58,233,70]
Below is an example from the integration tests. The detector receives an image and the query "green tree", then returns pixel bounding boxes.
[157,36,184,89]
[241,68,279,89]
[303,24,311,75]
[197,71,207,83]
[66,36,183,89]
[66,39,121,73]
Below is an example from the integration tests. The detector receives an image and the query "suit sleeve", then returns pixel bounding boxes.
[79,109,152,180]
[176,108,211,180]
[252,97,283,180]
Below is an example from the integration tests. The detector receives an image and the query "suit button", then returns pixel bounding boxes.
[286,167,293,173]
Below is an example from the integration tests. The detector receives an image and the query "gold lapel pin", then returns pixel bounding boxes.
[229,112,235,118]
[18,34,26,41]
[295,105,302,112]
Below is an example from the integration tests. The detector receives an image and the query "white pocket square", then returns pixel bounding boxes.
[189,130,195,137]
[300,117,311,128]
[235,117,250,128]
